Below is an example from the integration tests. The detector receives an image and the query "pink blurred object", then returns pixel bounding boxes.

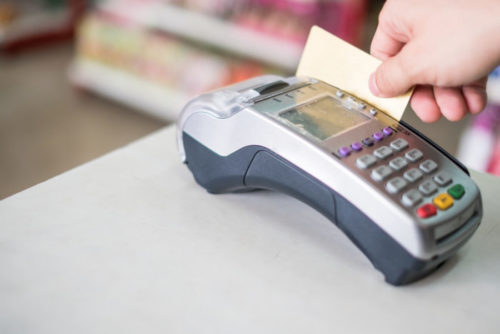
[235,0,367,46]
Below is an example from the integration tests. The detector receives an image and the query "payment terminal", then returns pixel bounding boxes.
[177,75,482,285]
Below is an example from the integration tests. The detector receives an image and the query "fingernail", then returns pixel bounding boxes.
[369,73,381,96]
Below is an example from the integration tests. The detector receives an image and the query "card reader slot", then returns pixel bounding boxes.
[436,208,480,246]
[251,82,311,103]
[254,81,290,95]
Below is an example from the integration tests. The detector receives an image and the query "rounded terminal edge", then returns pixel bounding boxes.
[177,76,295,162]
[176,94,226,163]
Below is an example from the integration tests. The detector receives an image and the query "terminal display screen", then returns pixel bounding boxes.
[280,96,370,140]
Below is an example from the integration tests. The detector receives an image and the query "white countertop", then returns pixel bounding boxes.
[1,125,499,333]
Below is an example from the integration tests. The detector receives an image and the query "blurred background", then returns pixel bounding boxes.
[1,0,499,199]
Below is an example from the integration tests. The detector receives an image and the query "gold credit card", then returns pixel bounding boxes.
[297,26,413,121]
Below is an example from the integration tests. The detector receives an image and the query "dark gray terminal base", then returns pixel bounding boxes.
[182,132,461,285]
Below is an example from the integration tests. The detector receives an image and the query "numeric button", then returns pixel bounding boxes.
[405,148,423,162]
[389,157,408,171]
[390,138,409,151]
[420,159,438,174]
[403,168,423,183]
[373,146,393,160]
[386,177,408,194]
[371,165,393,181]
[419,180,438,196]
[356,154,377,169]
[434,171,452,186]
[402,189,423,207]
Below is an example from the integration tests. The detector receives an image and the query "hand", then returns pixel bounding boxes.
[369,0,500,122]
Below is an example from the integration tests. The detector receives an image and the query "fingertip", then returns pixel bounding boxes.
[410,86,441,123]
[434,87,468,122]
[463,86,487,114]
[369,73,382,97]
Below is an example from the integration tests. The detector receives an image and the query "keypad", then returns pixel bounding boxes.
[389,157,408,171]
[402,189,423,207]
[386,177,408,194]
[373,146,393,159]
[419,180,438,196]
[420,159,438,174]
[338,131,466,219]
[338,128,395,159]
[356,154,377,169]
[403,168,423,183]
[371,165,393,181]
[390,138,409,151]
[405,149,423,162]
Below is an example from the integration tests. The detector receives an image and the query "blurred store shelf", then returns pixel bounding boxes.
[70,0,367,120]
[100,0,303,71]
[0,8,69,45]
[69,59,189,120]
[0,0,85,52]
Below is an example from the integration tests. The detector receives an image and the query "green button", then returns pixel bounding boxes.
[448,184,465,199]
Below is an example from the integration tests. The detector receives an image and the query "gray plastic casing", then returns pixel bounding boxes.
[177,75,482,261]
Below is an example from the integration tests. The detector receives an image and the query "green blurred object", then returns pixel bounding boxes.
[44,0,65,9]
[448,184,465,199]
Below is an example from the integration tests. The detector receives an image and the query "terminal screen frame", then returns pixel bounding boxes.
[279,96,370,141]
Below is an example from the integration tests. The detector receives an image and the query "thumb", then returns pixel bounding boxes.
[370,49,415,97]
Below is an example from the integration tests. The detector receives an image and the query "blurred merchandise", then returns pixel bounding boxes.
[457,67,500,176]
[235,0,366,45]
[0,0,85,52]
[70,13,276,119]
[487,66,500,104]
[70,0,367,120]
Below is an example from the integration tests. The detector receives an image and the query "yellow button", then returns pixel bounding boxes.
[433,193,454,210]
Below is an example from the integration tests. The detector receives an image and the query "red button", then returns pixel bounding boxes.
[417,203,437,218]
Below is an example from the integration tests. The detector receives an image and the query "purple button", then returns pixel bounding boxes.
[373,132,384,141]
[338,146,351,157]
[383,127,393,136]
[351,142,363,152]
[362,137,374,146]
